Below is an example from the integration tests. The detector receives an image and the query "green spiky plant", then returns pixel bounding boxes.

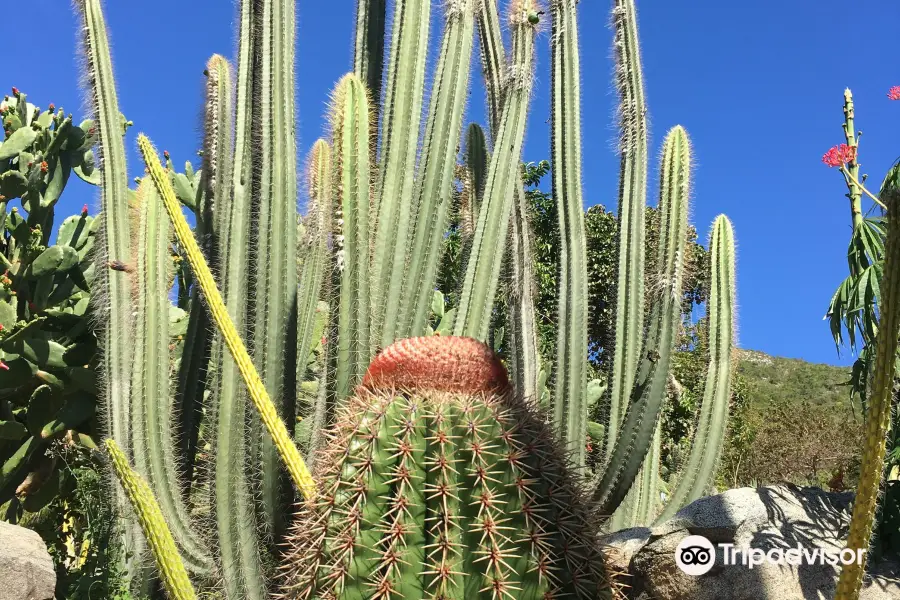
[0,90,101,520]
[37,0,740,595]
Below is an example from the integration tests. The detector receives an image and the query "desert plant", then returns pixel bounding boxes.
[50,0,740,594]
[0,90,100,518]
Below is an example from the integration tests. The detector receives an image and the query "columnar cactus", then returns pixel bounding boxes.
[283,336,617,600]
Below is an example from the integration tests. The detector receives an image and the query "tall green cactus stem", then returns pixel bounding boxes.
[295,141,331,417]
[370,0,431,346]
[550,0,589,465]
[283,336,615,600]
[74,0,139,568]
[130,180,213,575]
[207,3,265,594]
[250,0,300,537]
[454,0,538,340]
[329,74,372,402]
[593,125,689,516]
[106,439,199,600]
[506,192,541,400]
[655,214,736,523]
[605,0,649,463]
[459,124,489,253]
[176,55,233,488]
[836,187,900,600]
[475,0,505,133]
[353,0,387,115]
[633,421,662,525]
[399,0,476,338]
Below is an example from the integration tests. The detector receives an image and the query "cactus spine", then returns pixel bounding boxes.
[655,214,736,523]
[106,439,199,600]
[284,336,616,600]
[605,0,649,464]
[836,181,900,600]
[454,0,538,340]
[550,0,589,464]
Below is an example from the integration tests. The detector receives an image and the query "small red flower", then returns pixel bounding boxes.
[0,105,6,114]
[40,161,48,173]
[163,150,170,160]
[48,103,55,112]
[586,441,593,453]
[0,361,8,371]
[889,86,900,101]
[11,87,18,96]
[822,144,856,168]
[81,204,89,216]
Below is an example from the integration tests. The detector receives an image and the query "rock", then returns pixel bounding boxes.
[0,521,56,600]
[600,485,900,599]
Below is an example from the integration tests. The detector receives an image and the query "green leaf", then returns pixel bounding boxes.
[0,126,37,160]
[0,420,27,440]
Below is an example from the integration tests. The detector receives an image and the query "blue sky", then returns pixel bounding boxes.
[8,0,900,366]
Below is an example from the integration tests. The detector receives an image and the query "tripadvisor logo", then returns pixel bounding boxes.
[674,535,867,576]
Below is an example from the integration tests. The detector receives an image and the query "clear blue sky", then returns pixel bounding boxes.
[9,0,900,366]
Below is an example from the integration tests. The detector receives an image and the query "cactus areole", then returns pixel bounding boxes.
[284,336,615,600]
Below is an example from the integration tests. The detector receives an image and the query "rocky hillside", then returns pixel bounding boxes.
[735,349,852,408]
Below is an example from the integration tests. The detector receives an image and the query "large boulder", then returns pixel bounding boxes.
[0,521,56,600]
[601,485,900,599]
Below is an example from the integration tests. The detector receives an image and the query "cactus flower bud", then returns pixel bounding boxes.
[11,87,18,96]
[0,361,8,371]
[164,150,170,159]
[40,161,48,173]
[48,103,55,112]
[82,204,89,216]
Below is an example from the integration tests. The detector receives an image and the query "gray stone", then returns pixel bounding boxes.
[0,521,55,600]
[601,485,900,599]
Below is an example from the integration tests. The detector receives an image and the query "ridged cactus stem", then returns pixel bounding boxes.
[176,55,233,488]
[550,0,589,465]
[353,0,387,114]
[137,134,315,497]
[459,124,489,254]
[605,0,649,463]
[74,0,139,570]
[634,421,662,525]
[476,0,505,133]
[250,0,299,538]
[130,180,213,575]
[283,337,616,600]
[329,75,372,402]
[655,214,736,523]
[454,0,538,340]
[399,0,476,338]
[836,187,900,600]
[842,89,864,230]
[105,439,198,600]
[295,141,331,420]
[593,126,689,516]
[370,0,431,346]
[208,3,265,594]
[506,191,541,400]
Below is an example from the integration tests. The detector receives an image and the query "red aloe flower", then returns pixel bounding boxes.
[822,144,856,168]
[889,86,900,101]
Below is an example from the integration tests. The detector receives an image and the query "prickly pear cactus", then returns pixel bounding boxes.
[0,90,100,513]
[284,336,617,600]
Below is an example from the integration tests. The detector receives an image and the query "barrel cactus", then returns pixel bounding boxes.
[283,336,617,600]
